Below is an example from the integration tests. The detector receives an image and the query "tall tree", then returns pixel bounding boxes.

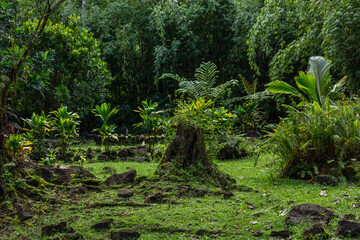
[81,0,86,27]
[0,0,66,199]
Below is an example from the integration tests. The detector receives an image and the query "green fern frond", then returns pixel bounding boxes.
[159,73,187,83]
[194,61,219,88]
[239,74,257,95]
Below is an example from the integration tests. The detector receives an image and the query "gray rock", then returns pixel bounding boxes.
[118,189,134,198]
[285,204,336,226]
[308,175,337,186]
[270,230,293,238]
[17,205,33,222]
[144,192,167,203]
[107,230,140,240]
[105,170,137,186]
[336,220,360,237]
[66,186,88,195]
[41,222,73,236]
[91,219,113,230]
[302,224,327,239]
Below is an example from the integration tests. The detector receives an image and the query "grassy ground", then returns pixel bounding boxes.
[1,145,360,239]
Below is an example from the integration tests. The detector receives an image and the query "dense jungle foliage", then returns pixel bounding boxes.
[2,0,358,130]
[2,1,360,239]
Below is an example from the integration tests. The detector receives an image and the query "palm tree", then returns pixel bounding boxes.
[266,56,347,107]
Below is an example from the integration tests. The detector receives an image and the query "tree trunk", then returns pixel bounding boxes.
[82,0,86,27]
[157,122,234,187]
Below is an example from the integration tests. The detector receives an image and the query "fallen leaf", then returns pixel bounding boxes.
[319,191,327,196]
[278,209,289,216]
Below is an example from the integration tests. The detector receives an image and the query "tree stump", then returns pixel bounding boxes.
[157,122,234,187]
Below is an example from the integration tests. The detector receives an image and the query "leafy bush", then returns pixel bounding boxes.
[19,15,112,118]
[5,134,31,158]
[92,103,119,151]
[134,100,163,161]
[50,105,80,159]
[22,111,51,160]
[268,100,360,179]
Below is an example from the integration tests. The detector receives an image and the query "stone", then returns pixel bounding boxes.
[66,186,88,195]
[98,155,108,161]
[105,170,137,186]
[270,230,293,238]
[41,222,72,236]
[285,204,336,226]
[82,178,101,186]
[17,205,33,222]
[37,165,96,185]
[52,233,83,240]
[308,175,337,186]
[118,189,134,198]
[118,149,128,159]
[302,224,326,239]
[108,230,140,240]
[144,192,167,203]
[251,231,264,236]
[336,220,360,237]
[91,219,113,230]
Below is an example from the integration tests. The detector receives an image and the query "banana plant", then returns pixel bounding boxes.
[266,56,347,107]
[50,105,80,159]
[92,103,119,151]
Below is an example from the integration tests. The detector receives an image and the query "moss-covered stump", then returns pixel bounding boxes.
[157,123,234,187]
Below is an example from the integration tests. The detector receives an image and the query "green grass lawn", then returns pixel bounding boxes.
[2,151,360,239]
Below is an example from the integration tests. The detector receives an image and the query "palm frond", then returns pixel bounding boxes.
[295,72,320,104]
[307,56,332,102]
[266,80,304,99]
[328,76,348,100]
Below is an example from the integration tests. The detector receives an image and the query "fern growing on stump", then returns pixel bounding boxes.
[157,62,237,187]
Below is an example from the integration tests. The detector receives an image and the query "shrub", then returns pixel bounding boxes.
[268,100,360,179]
[50,105,80,159]
[22,111,51,160]
[92,103,119,151]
